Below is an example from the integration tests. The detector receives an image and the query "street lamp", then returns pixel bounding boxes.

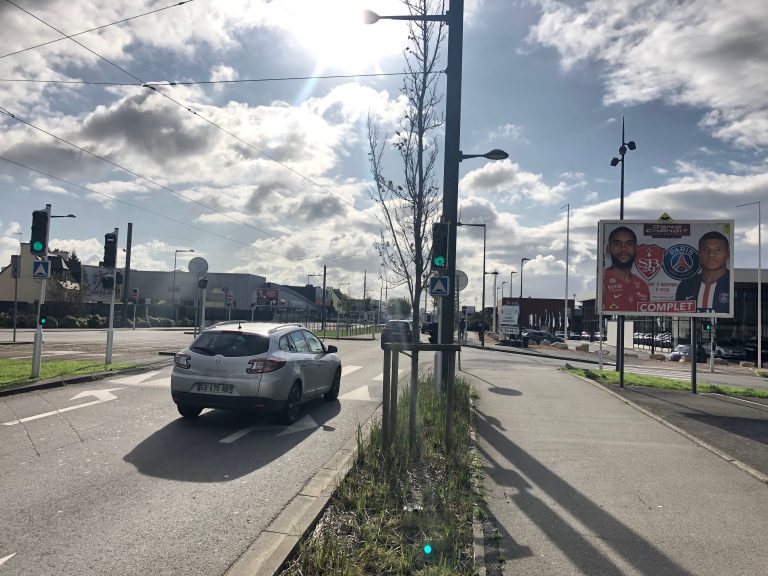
[306,274,321,323]
[519,257,531,298]
[460,149,509,162]
[736,200,762,369]
[172,249,194,322]
[610,117,636,386]
[457,221,487,344]
[489,271,499,335]
[509,271,517,299]
[561,203,570,335]
[502,281,507,299]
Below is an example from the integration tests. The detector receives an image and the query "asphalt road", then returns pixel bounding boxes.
[0,338,391,576]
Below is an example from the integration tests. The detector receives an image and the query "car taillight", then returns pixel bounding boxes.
[174,353,191,369]
[246,357,286,374]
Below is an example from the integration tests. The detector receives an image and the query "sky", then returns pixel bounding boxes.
[1,0,766,311]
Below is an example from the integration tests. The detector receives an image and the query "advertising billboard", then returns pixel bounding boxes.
[499,305,520,334]
[255,288,279,305]
[598,220,734,317]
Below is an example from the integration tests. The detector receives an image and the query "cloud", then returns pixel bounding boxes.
[460,159,571,205]
[528,0,768,148]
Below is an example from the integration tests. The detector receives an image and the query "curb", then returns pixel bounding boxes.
[225,413,379,576]
[0,359,173,397]
[565,370,768,486]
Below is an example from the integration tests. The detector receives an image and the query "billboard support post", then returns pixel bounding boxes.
[691,318,698,394]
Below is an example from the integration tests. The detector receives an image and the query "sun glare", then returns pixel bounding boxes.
[283,1,407,72]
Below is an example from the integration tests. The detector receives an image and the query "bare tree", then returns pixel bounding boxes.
[368,0,446,334]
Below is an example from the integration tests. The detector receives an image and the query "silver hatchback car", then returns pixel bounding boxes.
[171,322,341,423]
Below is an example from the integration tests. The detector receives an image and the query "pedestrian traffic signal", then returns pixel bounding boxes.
[39,303,48,326]
[30,210,49,255]
[431,222,448,270]
[703,320,712,331]
[103,233,118,268]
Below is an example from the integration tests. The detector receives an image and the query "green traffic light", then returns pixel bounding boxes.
[32,240,44,252]
[433,255,446,267]
[40,317,47,325]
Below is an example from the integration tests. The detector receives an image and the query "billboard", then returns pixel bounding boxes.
[499,305,520,333]
[255,288,279,306]
[82,265,121,301]
[598,220,734,318]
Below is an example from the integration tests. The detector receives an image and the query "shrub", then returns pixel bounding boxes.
[45,316,59,328]
[135,318,150,328]
[59,315,79,328]
[87,314,102,328]
[155,317,174,327]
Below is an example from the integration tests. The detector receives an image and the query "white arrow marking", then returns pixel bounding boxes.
[340,386,372,401]
[342,365,362,378]
[372,369,407,381]
[0,553,16,567]
[3,388,124,426]
[277,414,318,437]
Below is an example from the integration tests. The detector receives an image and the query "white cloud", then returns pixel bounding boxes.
[528,0,768,147]
[460,159,571,205]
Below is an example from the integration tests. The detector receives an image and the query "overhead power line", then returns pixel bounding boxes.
[0,1,194,60]
[0,71,415,86]
[0,104,318,258]
[4,0,375,219]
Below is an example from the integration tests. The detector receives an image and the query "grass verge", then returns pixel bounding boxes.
[279,376,478,575]
[564,366,768,399]
[0,358,138,389]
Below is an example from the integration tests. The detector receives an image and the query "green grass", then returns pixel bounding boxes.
[756,370,768,379]
[280,376,478,575]
[564,367,768,398]
[0,358,138,388]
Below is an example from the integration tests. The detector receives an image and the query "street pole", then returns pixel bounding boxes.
[481,225,486,345]
[31,204,52,378]
[491,272,498,335]
[562,203,570,336]
[11,234,21,342]
[106,227,119,365]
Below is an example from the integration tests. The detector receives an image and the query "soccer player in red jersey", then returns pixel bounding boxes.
[603,226,650,312]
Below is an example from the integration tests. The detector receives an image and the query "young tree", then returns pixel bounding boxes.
[368,0,446,452]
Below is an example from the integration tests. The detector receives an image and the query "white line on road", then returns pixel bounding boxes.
[372,369,407,381]
[0,553,16,567]
[342,365,362,378]
[2,388,124,426]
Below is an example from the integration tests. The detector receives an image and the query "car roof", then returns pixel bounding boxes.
[205,321,304,336]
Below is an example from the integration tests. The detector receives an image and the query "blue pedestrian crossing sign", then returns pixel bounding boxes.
[429,276,450,297]
[32,260,50,280]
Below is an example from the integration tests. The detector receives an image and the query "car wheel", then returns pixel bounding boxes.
[324,369,341,402]
[177,404,202,418]
[282,383,302,424]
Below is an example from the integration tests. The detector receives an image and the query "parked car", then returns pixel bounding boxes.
[669,344,707,363]
[381,320,417,346]
[171,322,341,423]
[713,340,747,360]
[592,332,606,342]
[554,331,565,340]
[568,331,581,340]
[522,329,562,344]
[744,337,768,361]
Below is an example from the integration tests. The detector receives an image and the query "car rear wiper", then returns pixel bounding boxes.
[190,346,217,356]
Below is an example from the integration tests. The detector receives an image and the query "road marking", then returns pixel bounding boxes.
[110,371,162,385]
[0,553,16,567]
[342,365,362,378]
[219,415,319,443]
[2,388,124,426]
[372,368,407,381]
[340,386,372,401]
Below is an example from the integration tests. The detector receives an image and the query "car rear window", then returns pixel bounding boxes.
[190,331,270,357]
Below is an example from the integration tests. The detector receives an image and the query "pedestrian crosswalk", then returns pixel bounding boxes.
[624,365,692,382]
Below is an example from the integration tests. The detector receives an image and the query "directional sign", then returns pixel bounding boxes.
[429,276,450,297]
[31,260,50,279]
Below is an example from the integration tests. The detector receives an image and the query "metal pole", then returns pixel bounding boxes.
[618,118,626,388]
[31,204,51,379]
[172,252,178,323]
[440,0,465,391]
[563,203,570,335]
[322,265,327,335]
[691,317,697,394]
[106,227,118,365]
[759,202,762,369]
[12,243,20,342]
[122,223,132,327]
[200,281,207,333]
[481,225,486,345]
[491,273,498,335]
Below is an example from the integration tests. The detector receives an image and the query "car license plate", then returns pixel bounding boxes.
[196,382,234,394]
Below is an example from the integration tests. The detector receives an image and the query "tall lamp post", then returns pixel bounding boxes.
[501,281,507,299]
[519,257,530,331]
[171,249,194,322]
[306,274,321,323]
[519,257,531,298]
[509,270,517,297]
[736,200,762,369]
[457,222,486,345]
[490,271,499,335]
[610,117,637,387]
[561,203,570,335]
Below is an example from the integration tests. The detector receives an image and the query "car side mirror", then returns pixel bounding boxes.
[326,345,338,354]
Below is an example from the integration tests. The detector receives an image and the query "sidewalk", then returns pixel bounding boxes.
[468,362,768,575]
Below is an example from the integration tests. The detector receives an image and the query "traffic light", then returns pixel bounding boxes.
[39,304,48,327]
[102,276,114,290]
[103,233,118,268]
[431,222,448,270]
[703,320,712,331]
[30,210,49,255]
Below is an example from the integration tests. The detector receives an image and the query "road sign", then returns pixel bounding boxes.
[456,270,468,291]
[32,260,50,279]
[226,292,234,303]
[429,276,450,297]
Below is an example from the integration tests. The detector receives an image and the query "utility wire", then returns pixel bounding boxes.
[0,1,194,60]
[5,0,374,218]
[0,71,419,86]
[0,104,317,258]
[0,154,311,259]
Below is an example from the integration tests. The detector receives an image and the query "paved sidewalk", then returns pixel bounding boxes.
[468,362,768,575]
